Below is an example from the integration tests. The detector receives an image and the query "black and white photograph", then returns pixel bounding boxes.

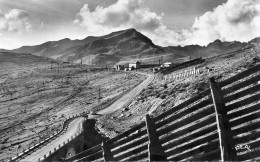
[0,0,260,161]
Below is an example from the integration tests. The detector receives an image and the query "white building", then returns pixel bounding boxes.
[129,61,141,69]
[161,62,172,67]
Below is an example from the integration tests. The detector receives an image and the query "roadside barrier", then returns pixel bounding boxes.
[66,63,260,161]
[9,115,86,162]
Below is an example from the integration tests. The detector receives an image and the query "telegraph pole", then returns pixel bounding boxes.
[98,87,101,103]
[159,56,163,66]
[81,57,83,66]
[57,63,60,73]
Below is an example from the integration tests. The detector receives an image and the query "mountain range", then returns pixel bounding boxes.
[4,28,259,66]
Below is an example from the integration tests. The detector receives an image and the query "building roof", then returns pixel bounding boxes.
[129,61,141,64]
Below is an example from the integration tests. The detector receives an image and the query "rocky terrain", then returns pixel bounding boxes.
[0,52,146,161]
[96,37,260,139]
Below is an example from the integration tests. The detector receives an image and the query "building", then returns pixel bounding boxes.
[116,65,125,70]
[123,66,135,71]
[161,62,172,68]
[129,61,141,69]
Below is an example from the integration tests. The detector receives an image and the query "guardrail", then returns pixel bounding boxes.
[37,117,85,162]
[68,63,260,161]
[9,114,86,162]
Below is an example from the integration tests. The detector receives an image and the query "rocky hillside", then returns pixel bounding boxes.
[163,39,247,58]
[250,37,260,44]
[12,37,100,57]
[0,52,54,84]
[9,28,259,66]
[0,52,52,65]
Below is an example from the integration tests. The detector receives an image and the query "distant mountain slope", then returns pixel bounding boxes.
[0,52,51,65]
[250,37,260,44]
[12,29,165,66]
[0,52,53,83]
[163,39,247,58]
[9,28,258,66]
[12,36,99,57]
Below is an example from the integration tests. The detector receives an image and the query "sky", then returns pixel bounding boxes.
[0,0,259,49]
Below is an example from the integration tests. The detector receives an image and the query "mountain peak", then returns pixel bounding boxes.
[62,38,71,41]
[59,38,71,42]
[210,39,222,45]
[207,39,223,48]
[213,39,222,43]
[125,28,137,32]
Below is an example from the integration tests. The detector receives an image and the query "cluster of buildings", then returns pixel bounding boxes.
[116,61,141,71]
[116,61,173,71]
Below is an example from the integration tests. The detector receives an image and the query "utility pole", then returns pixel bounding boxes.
[81,57,83,67]
[51,62,53,70]
[98,87,101,103]
[57,63,60,73]
[67,58,70,67]
[159,56,163,66]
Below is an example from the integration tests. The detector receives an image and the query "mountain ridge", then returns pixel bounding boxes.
[11,28,165,66]
[6,28,259,66]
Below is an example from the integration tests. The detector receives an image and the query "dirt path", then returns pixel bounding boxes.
[21,117,84,162]
[21,72,153,161]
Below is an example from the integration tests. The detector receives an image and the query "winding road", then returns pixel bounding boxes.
[95,72,154,116]
[20,72,154,161]
[21,118,84,162]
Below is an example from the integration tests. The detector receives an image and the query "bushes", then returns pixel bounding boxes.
[159,94,167,99]
[139,87,157,98]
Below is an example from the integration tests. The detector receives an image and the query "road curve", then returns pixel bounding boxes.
[21,72,153,161]
[21,117,84,162]
[96,72,154,115]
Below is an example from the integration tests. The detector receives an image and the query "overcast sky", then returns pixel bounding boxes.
[0,0,259,49]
